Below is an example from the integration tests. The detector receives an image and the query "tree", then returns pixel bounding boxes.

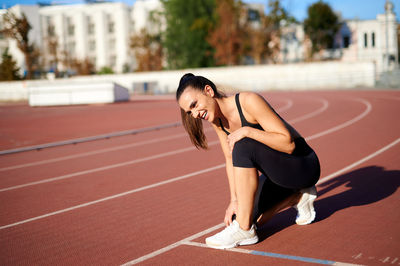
[161,0,216,69]
[44,23,60,76]
[130,28,163,71]
[397,24,400,63]
[0,48,21,81]
[71,58,95,75]
[242,0,295,64]
[267,0,296,29]
[97,66,114,75]
[208,0,246,66]
[303,1,340,57]
[245,12,280,64]
[1,11,39,79]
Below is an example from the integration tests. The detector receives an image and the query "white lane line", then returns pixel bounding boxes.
[306,98,371,141]
[289,98,329,124]
[275,98,293,113]
[182,241,362,266]
[0,164,226,230]
[0,98,359,192]
[0,140,220,192]
[121,137,400,265]
[120,224,225,266]
[0,97,371,229]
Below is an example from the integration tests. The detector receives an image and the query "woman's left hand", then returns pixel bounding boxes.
[227,127,249,153]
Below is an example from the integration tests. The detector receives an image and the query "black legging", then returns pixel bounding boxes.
[232,137,320,216]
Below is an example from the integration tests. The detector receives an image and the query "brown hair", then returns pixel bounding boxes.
[176,73,225,149]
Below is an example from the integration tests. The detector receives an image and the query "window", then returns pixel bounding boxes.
[87,17,95,35]
[67,41,75,56]
[67,17,74,36]
[89,40,96,50]
[343,36,350,48]
[46,16,55,37]
[107,15,114,33]
[110,55,116,67]
[371,32,375,47]
[248,9,260,22]
[47,25,55,37]
[364,33,368,48]
[109,39,116,51]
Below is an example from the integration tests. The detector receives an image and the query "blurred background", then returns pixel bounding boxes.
[0,0,399,104]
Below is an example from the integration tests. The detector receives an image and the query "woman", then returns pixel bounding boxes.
[176,73,320,249]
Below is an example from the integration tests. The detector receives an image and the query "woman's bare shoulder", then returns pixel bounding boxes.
[239,91,268,107]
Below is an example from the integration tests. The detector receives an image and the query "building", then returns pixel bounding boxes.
[1,0,398,77]
[280,0,399,72]
[1,2,139,76]
[39,2,132,74]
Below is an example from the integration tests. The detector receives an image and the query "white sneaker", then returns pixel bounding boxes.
[294,186,317,225]
[205,220,258,249]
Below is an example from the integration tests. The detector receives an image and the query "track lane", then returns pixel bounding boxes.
[1,91,399,265]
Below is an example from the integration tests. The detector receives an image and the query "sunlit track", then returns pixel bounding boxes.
[306,98,371,141]
[0,96,373,229]
[0,97,331,191]
[0,131,193,172]
[0,164,227,230]
[0,141,219,192]
[2,91,399,266]
[288,98,329,124]
[0,96,294,171]
[274,98,293,113]
[122,137,400,265]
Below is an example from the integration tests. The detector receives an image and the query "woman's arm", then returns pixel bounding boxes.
[212,124,239,225]
[227,92,295,154]
[212,123,237,202]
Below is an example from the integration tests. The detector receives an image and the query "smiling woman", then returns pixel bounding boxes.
[176,73,321,250]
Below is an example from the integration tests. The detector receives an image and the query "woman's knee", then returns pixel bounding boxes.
[232,138,255,168]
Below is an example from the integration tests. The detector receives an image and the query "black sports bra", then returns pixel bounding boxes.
[219,93,264,135]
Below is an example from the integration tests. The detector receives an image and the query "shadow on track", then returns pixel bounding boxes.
[256,166,400,242]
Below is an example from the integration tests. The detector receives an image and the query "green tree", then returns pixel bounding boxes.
[0,48,21,81]
[161,0,216,69]
[97,66,114,75]
[303,1,340,56]
[1,11,39,79]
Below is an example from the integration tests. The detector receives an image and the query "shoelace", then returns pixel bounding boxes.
[216,222,237,237]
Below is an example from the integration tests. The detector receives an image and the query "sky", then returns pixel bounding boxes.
[1,0,400,22]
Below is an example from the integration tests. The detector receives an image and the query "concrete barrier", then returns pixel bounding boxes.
[28,82,129,106]
[0,61,377,102]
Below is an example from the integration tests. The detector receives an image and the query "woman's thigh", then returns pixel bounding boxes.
[233,137,320,189]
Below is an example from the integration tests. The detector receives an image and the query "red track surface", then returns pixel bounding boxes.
[0,90,399,265]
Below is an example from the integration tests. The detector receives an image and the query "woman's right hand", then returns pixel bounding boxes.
[224,200,238,226]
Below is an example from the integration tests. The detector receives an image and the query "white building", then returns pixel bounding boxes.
[39,2,132,74]
[280,0,399,72]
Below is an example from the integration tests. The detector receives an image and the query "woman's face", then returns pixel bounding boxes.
[178,86,217,122]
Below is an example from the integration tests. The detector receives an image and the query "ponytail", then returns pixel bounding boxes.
[180,108,208,149]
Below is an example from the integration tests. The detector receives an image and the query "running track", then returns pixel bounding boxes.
[0,90,399,265]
